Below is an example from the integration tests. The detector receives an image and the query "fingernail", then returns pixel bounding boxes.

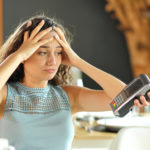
[55,35,59,39]
[27,21,32,27]
[140,96,143,99]
[41,20,45,23]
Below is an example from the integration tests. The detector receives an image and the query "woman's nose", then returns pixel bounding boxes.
[46,54,56,65]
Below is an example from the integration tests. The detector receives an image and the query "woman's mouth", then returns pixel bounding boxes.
[43,69,56,73]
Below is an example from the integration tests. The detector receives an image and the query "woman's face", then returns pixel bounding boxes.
[23,30,63,82]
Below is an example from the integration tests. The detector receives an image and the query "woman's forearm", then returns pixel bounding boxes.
[75,58,126,99]
[0,52,22,90]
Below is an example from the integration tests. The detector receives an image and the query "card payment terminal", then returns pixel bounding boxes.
[110,74,150,117]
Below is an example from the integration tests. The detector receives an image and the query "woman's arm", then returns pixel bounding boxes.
[62,59,126,113]
[54,27,126,112]
[55,26,150,112]
[0,20,52,102]
[54,26,126,99]
[74,58,126,99]
[62,85,112,113]
[0,52,22,90]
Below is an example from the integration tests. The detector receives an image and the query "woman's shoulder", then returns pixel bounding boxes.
[7,81,18,87]
[51,84,69,98]
[61,85,83,109]
[0,84,7,105]
[6,81,20,93]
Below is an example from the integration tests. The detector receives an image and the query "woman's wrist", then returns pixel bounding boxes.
[73,56,83,68]
[13,51,24,63]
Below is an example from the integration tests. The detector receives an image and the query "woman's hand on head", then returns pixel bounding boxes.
[54,27,80,66]
[134,92,150,108]
[17,20,52,61]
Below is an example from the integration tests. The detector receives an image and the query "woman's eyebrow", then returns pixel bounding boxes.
[40,46,49,48]
[40,45,63,49]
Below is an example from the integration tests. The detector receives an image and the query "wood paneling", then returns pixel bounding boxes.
[106,0,150,77]
[0,0,3,46]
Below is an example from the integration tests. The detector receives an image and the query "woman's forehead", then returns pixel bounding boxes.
[42,30,58,39]
[40,31,61,47]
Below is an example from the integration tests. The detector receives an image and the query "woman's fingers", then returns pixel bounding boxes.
[23,21,32,42]
[33,27,52,42]
[24,31,29,42]
[140,96,150,106]
[134,99,142,107]
[53,27,67,43]
[26,21,32,27]
[38,38,53,47]
[147,92,150,99]
[29,20,45,39]
[134,96,150,108]
[54,35,66,48]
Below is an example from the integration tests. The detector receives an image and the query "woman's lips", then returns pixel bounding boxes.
[43,69,56,73]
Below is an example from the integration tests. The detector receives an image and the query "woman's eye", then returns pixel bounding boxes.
[56,51,62,56]
[39,52,47,56]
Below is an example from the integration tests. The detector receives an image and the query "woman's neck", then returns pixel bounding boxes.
[20,78,48,88]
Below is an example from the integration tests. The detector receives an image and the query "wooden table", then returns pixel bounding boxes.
[74,125,116,140]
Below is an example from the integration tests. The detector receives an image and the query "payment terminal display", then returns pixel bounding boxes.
[110,74,150,117]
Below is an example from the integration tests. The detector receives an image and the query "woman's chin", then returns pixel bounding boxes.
[42,74,56,80]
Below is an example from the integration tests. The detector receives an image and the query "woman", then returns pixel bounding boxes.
[0,14,149,150]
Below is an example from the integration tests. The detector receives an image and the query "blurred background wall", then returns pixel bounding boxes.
[2,0,133,89]
[0,0,2,46]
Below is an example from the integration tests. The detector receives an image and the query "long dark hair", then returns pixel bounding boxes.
[0,14,73,85]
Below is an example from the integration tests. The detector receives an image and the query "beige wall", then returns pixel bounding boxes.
[0,0,3,46]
